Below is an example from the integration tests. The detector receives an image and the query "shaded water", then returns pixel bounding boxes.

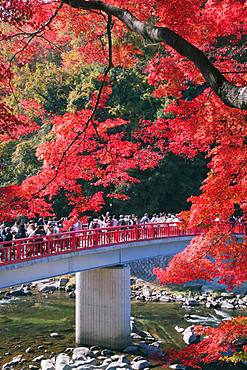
[0,292,246,370]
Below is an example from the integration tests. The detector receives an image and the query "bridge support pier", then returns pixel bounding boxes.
[75,265,131,350]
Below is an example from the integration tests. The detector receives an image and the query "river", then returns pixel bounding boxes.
[0,291,246,370]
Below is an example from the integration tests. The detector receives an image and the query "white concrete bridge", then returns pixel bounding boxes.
[0,223,244,350]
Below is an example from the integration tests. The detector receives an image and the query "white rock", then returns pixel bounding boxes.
[183,327,197,344]
[101,359,112,367]
[183,331,197,344]
[41,359,55,370]
[105,362,130,370]
[135,279,144,284]
[160,296,171,302]
[175,326,184,333]
[33,355,45,362]
[221,301,235,309]
[169,364,187,369]
[55,354,70,370]
[131,360,151,370]
[73,359,97,367]
[221,292,235,298]
[8,355,23,366]
[142,287,150,299]
[50,332,60,338]
[72,348,90,360]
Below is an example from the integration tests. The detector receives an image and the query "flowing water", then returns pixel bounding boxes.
[0,291,246,370]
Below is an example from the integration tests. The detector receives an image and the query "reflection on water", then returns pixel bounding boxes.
[0,292,246,370]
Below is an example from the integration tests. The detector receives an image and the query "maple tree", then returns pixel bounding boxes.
[0,0,247,366]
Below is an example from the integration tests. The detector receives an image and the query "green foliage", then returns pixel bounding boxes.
[106,154,207,216]
[2,46,207,216]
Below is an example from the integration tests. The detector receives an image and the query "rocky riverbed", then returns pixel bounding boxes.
[3,275,247,311]
[0,276,247,370]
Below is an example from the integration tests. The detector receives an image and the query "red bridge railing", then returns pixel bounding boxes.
[0,222,245,266]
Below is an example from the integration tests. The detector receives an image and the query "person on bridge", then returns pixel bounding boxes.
[15,224,26,239]
[140,213,150,224]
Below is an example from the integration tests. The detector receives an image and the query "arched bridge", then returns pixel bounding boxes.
[0,222,204,288]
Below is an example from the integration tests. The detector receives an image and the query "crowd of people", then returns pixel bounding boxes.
[0,212,181,243]
[87,212,181,229]
[0,211,245,244]
[0,217,65,243]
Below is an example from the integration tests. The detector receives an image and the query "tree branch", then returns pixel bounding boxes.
[33,13,114,197]
[63,0,247,110]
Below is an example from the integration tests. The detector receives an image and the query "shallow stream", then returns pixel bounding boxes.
[0,291,246,370]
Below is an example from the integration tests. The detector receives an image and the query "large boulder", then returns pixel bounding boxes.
[73,359,97,369]
[183,326,198,344]
[6,355,23,366]
[39,283,58,293]
[59,278,70,290]
[184,298,199,307]
[55,353,71,370]
[7,288,32,297]
[41,359,55,370]
[65,283,76,292]
[72,348,90,361]
[221,301,235,309]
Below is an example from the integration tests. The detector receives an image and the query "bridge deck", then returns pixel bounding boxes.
[0,222,244,267]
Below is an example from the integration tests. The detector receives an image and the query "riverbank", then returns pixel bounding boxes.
[3,275,247,310]
[0,277,246,370]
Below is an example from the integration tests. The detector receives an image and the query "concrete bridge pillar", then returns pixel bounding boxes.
[75,265,131,350]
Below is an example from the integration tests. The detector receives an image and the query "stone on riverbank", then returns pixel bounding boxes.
[72,348,90,360]
[33,355,45,362]
[221,301,235,309]
[39,283,58,293]
[41,359,55,370]
[65,283,76,292]
[131,360,151,370]
[105,361,131,370]
[183,326,198,344]
[174,326,184,333]
[3,355,23,368]
[169,365,187,370]
[184,298,199,307]
[110,355,129,364]
[50,332,61,338]
[59,278,69,290]
[6,287,32,297]
[55,353,71,370]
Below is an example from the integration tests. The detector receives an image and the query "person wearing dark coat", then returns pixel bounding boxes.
[3,227,13,242]
[15,224,26,239]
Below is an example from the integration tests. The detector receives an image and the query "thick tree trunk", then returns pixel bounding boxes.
[64,0,247,110]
